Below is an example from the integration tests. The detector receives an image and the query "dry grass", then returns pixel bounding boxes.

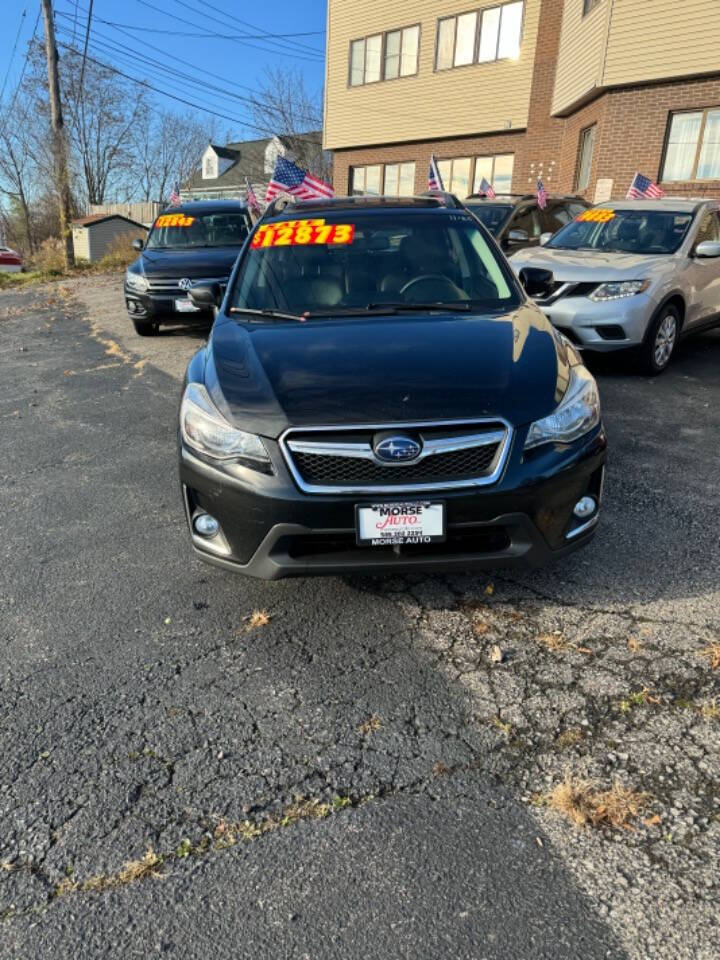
[472,620,490,636]
[537,633,593,656]
[490,715,512,736]
[699,699,720,721]
[555,728,584,749]
[698,643,720,670]
[432,761,450,777]
[56,848,164,896]
[359,714,382,735]
[214,794,352,847]
[540,774,649,829]
[96,235,137,270]
[627,635,643,653]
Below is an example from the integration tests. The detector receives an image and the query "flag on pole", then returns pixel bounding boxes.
[536,178,548,210]
[265,156,334,203]
[626,172,665,199]
[245,176,261,214]
[478,177,496,199]
[168,183,180,205]
[428,155,444,191]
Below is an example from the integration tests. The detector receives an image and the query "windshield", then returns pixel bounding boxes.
[146,211,251,249]
[229,212,521,318]
[465,203,513,236]
[547,208,693,254]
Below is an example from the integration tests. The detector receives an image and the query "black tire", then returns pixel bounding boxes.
[133,318,159,337]
[639,304,680,375]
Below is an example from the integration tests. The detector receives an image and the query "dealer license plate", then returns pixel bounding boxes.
[356,502,446,546]
[174,297,201,313]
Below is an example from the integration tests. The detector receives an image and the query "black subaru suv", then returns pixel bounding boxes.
[464,193,589,253]
[124,200,253,335]
[178,195,606,579]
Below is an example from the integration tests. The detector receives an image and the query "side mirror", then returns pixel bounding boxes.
[539,232,554,246]
[507,228,530,245]
[694,240,720,258]
[132,238,144,251]
[189,282,222,309]
[519,267,555,300]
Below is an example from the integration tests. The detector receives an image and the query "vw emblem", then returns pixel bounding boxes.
[178,277,193,291]
[374,435,422,463]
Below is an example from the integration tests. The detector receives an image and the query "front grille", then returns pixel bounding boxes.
[282,421,511,493]
[536,281,598,305]
[293,445,499,486]
[146,275,228,295]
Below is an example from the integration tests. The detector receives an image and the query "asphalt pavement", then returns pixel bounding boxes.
[0,276,718,958]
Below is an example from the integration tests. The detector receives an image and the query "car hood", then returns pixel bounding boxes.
[510,246,673,281]
[206,306,572,438]
[136,246,243,277]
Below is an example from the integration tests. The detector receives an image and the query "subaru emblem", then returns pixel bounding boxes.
[178,277,192,291]
[373,435,422,463]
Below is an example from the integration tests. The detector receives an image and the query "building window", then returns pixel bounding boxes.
[473,154,514,193]
[436,2,523,70]
[583,0,602,15]
[350,25,420,86]
[575,125,596,190]
[662,109,720,182]
[351,163,416,195]
[437,157,472,196]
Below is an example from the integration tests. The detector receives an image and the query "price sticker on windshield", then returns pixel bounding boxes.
[251,220,355,248]
[576,208,615,223]
[155,214,195,228]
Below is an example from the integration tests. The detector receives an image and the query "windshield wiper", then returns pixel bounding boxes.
[228,307,305,322]
[366,301,472,313]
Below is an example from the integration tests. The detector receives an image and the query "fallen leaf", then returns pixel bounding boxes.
[473,620,490,636]
[164,617,171,625]
[644,814,662,827]
[575,646,594,656]
[484,582,495,596]
[490,644,504,664]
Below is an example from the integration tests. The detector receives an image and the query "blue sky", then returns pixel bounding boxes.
[0,0,328,140]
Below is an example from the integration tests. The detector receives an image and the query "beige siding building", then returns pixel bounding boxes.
[324,0,720,202]
[72,214,147,264]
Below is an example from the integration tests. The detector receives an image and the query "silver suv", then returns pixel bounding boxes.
[510,199,720,373]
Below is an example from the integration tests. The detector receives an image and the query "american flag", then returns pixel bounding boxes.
[265,156,334,203]
[627,172,665,199]
[245,176,261,214]
[536,178,548,210]
[428,154,444,191]
[478,177,496,199]
[168,184,180,205]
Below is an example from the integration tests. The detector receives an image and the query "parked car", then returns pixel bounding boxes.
[124,200,253,336]
[510,199,720,373]
[0,246,23,272]
[177,195,606,579]
[463,193,589,252]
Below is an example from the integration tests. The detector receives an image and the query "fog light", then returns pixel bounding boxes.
[573,496,596,519]
[193,513,219,537]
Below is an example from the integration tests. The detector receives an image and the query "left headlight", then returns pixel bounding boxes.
[125,269,149,292]
[588,279,649,301]
[525,365,600,450]
[180,383,270,466]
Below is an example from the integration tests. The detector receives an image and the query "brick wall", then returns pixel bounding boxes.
[332,131,526,196]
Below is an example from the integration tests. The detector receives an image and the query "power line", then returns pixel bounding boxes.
[134,0,323,62]
[0,6,42,143]
[0,8,28,105]
[96,16,324,41]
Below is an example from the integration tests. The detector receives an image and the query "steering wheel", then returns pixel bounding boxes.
[399,274,466,300]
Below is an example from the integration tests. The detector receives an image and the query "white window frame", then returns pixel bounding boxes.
[662,108,720,182]
[436,1,524,71]
[349,24,420,87]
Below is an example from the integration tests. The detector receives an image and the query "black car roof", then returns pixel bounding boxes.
[464,194,587,206]
[160,199,250,215]
[262,194,467,223]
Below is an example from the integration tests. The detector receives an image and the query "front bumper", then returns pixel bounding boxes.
[124,285,212,322]
[539,292,656,350]
[179,428,607,579]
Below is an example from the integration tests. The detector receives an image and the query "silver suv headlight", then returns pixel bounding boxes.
[588,279,649,301]
[525,366,600,449]
[125,269,149,292]
[180,383,270,465]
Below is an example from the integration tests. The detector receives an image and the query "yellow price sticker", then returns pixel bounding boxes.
[155,214,195,228]
[576,208,616,223]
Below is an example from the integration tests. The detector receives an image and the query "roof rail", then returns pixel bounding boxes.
[261,193,466,220]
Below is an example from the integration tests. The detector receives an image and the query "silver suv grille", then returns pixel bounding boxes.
[281,420,513,494]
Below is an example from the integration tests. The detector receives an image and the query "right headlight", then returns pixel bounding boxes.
[588,279,649,301]
[180,383,270,466]
[524,365,600,449]
[125,269,148,292]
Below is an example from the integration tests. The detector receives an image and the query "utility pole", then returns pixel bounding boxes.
[40,0,74,267]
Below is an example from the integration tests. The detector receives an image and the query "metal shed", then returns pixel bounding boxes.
[71,214,148,263]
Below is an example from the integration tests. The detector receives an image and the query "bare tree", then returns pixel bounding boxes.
[249,67,329,178]
[0,96,40,252]
[131,109,216,203]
